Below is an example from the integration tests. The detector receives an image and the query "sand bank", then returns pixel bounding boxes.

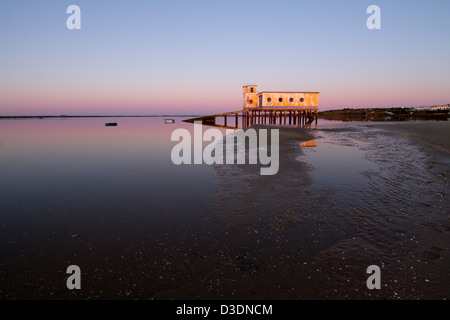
[376,121,450,156]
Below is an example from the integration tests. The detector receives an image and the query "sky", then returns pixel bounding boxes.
[0,0,449,115]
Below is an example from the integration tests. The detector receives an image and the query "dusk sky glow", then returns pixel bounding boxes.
[1,0,449,115]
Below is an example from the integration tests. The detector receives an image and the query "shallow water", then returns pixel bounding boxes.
[0,118,448,299]
[0,117,218,298]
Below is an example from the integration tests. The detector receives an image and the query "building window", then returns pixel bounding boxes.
[248,99,253,104]
[250,88,254,93]
[300,97,305,102]
[267,97,272,103]
[278,97,283,102]
[289,97,294,102]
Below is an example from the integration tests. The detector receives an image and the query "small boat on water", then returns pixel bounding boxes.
[164,119,175,124]
[105,122,118,127]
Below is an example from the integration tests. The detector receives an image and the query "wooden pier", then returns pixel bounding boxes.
[185,108,318,129]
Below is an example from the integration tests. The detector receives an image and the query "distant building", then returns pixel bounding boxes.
[243,85,319,110]
[415,105,450,111]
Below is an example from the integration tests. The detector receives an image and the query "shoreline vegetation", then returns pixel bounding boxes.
[319,107,449,121]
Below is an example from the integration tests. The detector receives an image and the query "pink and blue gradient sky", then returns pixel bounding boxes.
[1,0,449,115]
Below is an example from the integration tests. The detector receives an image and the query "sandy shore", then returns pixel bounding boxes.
[376,121,450,156]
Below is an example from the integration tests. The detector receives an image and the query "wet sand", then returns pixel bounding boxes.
[377,121,450,156]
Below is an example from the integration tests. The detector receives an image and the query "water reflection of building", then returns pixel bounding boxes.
[300,139,317,147]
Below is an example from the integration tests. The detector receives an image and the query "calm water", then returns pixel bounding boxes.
[0,117,448,299]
